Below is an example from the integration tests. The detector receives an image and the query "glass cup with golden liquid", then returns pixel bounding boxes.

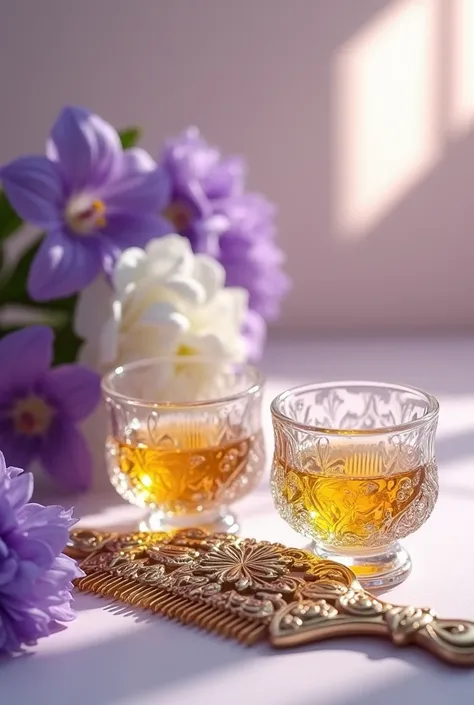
[271,381,439,589]
[102,357,265,533]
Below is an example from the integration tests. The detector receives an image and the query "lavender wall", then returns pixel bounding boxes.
[1,0,473,334]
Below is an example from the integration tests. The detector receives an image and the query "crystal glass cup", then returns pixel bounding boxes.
[270,381,439,589]
[102,357,265,533]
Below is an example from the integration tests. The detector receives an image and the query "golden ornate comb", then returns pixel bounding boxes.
[66,528,474,666]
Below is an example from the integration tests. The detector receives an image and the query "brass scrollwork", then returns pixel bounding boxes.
[68,528,474,665]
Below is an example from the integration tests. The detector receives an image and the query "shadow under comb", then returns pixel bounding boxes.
[66,528,474,665]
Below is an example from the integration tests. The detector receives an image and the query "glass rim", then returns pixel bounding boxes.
[101,355,265,408]
[270,380,439,436]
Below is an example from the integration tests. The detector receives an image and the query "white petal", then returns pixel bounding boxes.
[95,229,250,373]
[138,301,189,332]
[121,280,166,329]
[185,333,227,358]
[193,255,226,302]
[210,287,248,326]
[196,290,248,361]
[77,338,98,369]
[145,233,185,257]
[113,247,147,298]
[99,316,120,366]
[165,276,206,306]
[159,333,232,402]
[144,235,194,280]
[118,322,181,364]
[74,276,112,339]
[196,288,248,341]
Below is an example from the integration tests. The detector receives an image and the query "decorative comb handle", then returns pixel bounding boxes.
[269,584,474,666]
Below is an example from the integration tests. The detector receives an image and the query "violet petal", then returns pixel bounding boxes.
[0,326,53,394]
[40,419,93,492]
[100,148,170,213]
[27,230,102,301]
[100,212,171,253]
[40,364,100,422]
[0,156,63,227]
[6,473,34,512]
[46,106,121,190]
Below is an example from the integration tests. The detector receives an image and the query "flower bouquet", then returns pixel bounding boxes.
[0,106,289,492]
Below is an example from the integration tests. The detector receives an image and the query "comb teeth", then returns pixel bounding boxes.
[129,585,158,607]
[74,575,267,645]
[77,571,110,593]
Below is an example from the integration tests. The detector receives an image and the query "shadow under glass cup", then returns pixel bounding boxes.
[102,357,265,534]
[270,381,439,590]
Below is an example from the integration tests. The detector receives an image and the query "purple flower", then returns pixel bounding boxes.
[160,128,289,360]
[0,326,100,491]
[0,106,171,301]
[212,195,290,321]
[242,310,267,363]
[161,127,245,221]
[0,456,82,654]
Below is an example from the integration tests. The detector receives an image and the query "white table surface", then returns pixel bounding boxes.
[3,337,474,705]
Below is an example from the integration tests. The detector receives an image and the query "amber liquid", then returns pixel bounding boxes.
[273,444,433,549]
[107,424,264,514]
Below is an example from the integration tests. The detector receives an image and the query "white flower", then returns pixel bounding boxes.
[75,235,248,398]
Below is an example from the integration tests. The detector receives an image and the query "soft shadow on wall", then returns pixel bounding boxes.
[326,0,474,334]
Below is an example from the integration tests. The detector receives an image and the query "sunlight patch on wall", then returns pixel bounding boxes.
[448,0,474,136]
[333,0,442,240]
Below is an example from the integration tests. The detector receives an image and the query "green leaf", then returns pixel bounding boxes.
[0,240,40,304]
[0,316,82,366]
[119,126,142,150]
[0,238,82,365]
[0,190,23,242]
[52,317,83,366]
[0,238,75,311]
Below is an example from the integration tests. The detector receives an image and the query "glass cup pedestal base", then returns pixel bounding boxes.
[139,506,239,535]
[311,541,412,591]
